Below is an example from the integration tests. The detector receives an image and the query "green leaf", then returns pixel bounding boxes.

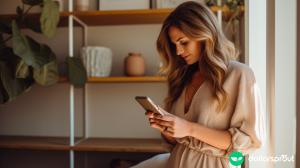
[22,0,43,6]
[12,20,55,68]
[15,59,29,78]
[0,21,12,34]
[40,0,59,38]
[66,57,87,88]
[0,61,33,102]
[33,60,59,86]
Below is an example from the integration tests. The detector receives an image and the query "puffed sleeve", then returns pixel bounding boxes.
[226,69,265,155]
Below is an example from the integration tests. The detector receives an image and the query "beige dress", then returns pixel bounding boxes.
[167,61,263,168]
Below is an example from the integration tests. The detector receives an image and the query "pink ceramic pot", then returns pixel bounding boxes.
[124,53,145,76]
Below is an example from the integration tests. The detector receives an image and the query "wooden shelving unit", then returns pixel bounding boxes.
[74,138,171,153]
[0,136,171,153]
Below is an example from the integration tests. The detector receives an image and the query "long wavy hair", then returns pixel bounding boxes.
[157,1,238,112]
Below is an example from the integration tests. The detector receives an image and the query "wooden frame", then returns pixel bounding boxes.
[296,0,300,167]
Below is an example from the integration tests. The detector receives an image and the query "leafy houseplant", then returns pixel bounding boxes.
[206,0,244,58]
[206,0,244,13]
[0,0,87,104]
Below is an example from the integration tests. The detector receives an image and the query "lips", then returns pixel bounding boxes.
[182,55,190,60]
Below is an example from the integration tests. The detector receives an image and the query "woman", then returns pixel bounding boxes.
[133,1,263,168]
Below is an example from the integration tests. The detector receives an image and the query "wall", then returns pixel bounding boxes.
[274,0,297,168]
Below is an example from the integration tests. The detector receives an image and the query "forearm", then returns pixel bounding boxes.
[189,122,231,150]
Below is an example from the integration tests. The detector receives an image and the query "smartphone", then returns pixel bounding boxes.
[135,96,165,116]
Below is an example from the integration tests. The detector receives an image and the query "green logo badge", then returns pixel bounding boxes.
[229,151,244,166]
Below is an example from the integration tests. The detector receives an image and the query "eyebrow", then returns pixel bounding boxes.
[171,37,185,44]
[176,37,184,42]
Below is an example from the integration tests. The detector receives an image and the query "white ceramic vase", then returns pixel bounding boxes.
[81,46,113,77]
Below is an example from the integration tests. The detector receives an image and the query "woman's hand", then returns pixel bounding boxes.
[145,111,192,138]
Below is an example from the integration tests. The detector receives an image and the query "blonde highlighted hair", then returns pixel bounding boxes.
[157,1,238,112]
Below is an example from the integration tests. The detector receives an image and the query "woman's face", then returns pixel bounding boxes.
[168,26,201,65]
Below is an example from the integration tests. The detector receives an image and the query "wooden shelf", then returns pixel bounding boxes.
[73,9,171,25]
[0,6,244,27]
[0,136,171,153]
[74,138,171,153]
[72,6,244,26]
[59,76,166,83]
[210,5,245,13]
[88,76,166,83]
[58,76,68,83]
[0,136,71,151]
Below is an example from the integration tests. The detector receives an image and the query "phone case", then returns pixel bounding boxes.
[135,96,164,115]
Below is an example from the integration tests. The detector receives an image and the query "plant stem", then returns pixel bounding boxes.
[1,35,12,44]
[22,5,34,21]
[21,2,43,22]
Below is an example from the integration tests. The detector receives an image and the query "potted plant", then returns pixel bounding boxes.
[206,0,244,59]
[0,0,87,104]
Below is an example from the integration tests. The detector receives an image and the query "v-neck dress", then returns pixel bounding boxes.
[166,61,263,168]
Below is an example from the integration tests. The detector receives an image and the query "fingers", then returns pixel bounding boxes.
[145,111,163,119]
[150,118,173,128]
[146,111,174,121]
[146,110,176,138]
[145,111,153,115]
[145,111,153,116]
[150,123,174,136]
[145,111,154,119]
[161,115,175,121]
[150,123,165,132]
[162,129,174,137]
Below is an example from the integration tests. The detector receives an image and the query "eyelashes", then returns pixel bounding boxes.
[180,41,188,46]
